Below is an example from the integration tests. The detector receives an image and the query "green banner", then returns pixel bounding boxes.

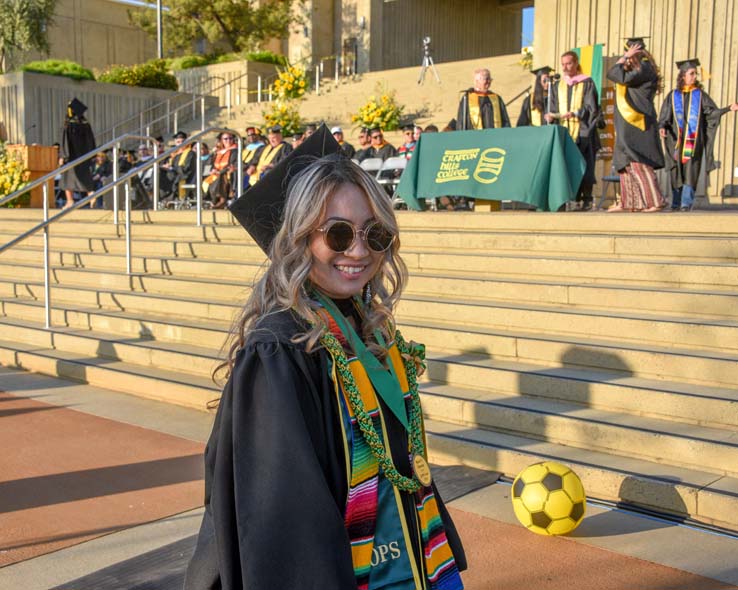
[573,43,604,100]
[396,126,586,212]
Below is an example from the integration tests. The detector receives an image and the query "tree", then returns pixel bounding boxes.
[128,0,298,55]
[0,0,57,73]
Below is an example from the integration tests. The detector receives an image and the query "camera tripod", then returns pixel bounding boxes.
[418,41,441,85]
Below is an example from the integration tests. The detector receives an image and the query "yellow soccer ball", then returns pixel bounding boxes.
[511,461,587,536]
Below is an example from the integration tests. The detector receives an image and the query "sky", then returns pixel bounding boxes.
[522,6,534,48]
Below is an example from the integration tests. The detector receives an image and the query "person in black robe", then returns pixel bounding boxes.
[517,66,553,127]
[546,52,601,210]
[456,68,510,130]
[605,39,666,212]
[59,97,96,209]
[184,127,466,590]
[658,58,738,211]
[162,131,197,202]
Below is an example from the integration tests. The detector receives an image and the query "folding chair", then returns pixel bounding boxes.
[598,164,620,210]
[359,158,383,174]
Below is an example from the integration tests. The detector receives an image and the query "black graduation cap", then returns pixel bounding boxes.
[531,66,553,76]
[174,131,187,139]
[676,58,700,70]
[401,124,414,132]
[67,97,87,118]
[623,37,649,50]
[229,124,341,254]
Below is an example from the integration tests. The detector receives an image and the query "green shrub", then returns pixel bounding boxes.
[99,59,178,91]
[168,54,211,71]
[213,52,241,64]
[244,50,287,67]
[21,59,95,81]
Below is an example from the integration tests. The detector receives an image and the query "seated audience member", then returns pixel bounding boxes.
[397,124,417,159]
[246,125,293,183]
[162,131,197,203]
[203,131,238,209]
[90,151,112,208]
[331,126,356,159]
[413,125,423,142]
[242,127,265,188]
[291,130,305,150]
[358,127,397,161]
[303,123,317,138]
[457,68,511,130]
[354,127,371,161]
[424,124,439,133]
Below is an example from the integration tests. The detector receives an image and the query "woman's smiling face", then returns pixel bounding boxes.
[308,183,384,300]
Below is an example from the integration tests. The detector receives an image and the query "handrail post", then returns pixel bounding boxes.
[192,92,196,118]
[236,138,243,200]
[257,75,262,102]
[335,57,340,86]
[166,100,171,134]
[146,125,151,138]
[174,111,178,133]
[139,112,145,136]
[112,144,120,226]
[196,142,203,227]
[42,183,51,329]
[315,66,320,95]
[125,182,132,275]
[153,142,160,211]
[201,98,206,131]
[226,82,232,119]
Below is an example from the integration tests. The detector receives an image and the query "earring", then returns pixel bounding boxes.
[363,282,372,306]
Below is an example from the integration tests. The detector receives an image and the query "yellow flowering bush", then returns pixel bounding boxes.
[351,86,404,131]
[520,46,534,71]
[262,100,303,136]
[0,143,31,207]
[272,65,307,100]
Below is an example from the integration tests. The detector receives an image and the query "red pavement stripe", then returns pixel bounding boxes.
[449,508,738,590]
[0,391,204,566]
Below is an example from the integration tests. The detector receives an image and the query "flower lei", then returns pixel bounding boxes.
[320,328,428,492]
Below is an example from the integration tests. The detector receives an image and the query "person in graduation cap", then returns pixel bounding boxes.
[517,66,554,127]
[605,38,666,212]
[183,125,466,590]
[658,58,738,211]
[545,51,601,211]
[59,98,96,209]
[456,68,511,130]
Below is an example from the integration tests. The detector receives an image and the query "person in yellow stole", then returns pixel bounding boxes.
[517,66,553,127]
[546,51,601,210]
[184,126,466,590]
[456,68,510,130]
[246,125,293,184]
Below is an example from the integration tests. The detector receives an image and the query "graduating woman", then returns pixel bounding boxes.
[184,126,466,590]
[517,66,553,127]
[605,39,665,212]
[658,58,738,211]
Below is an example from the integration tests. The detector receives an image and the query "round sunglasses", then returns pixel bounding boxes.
[316,220,395,253]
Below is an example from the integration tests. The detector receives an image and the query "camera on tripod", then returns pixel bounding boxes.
[418,36,440,84]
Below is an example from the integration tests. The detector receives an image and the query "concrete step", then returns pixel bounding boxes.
[421,351,738,430]
[425,420,738,530]
[419,382,738,476]
[397,296,738,353]
[0,339,219,410]
[6,227,738,263]
[405,319,738,389]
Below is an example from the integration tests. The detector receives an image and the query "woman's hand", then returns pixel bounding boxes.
[659,128,668,138]
[544,113,556,123]
[729,103,738,112]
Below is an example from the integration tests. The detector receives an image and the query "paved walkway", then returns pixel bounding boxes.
[1,366,737,590]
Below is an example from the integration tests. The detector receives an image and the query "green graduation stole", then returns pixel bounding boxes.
[673,88,702,163]
[315,295,463,590]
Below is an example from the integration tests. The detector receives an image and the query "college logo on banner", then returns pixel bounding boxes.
[435,147,506,184]
[473,148,506,184]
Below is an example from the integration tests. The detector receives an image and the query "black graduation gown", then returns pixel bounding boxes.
[456,89,511,130]
[516,94,548,127]
[606,62,665,172]
[183,309,466,590]
[339,141,356,159]
[360,143,398,161]
[548,78,600,189]
[60,117,96,192]
[658,88,730,189]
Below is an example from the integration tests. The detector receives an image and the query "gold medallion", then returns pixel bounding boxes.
[412,454,432,487]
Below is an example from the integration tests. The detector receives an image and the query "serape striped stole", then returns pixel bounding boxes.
[673,88,702,163]
[322,312,463,590]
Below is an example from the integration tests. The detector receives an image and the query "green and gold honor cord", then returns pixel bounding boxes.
[320,329,427,493]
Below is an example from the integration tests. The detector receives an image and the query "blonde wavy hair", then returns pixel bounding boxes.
[219,155,408,380]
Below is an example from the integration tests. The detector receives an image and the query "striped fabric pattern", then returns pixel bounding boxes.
[618,162,665,210]
[323,314,462,589]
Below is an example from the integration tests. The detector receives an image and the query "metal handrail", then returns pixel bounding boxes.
[505,86,533,107]
[0,126,242,329]
[100,69,254,142]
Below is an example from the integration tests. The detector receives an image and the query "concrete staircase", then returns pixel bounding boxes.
[1,208,738,531]
[207,53,531,145]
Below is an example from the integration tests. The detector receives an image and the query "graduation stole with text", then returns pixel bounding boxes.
[468,91,503,129]
[672,88,702,163]
[316,302,463,590]
[558,78,585,140]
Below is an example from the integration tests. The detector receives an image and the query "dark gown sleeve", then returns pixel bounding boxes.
[184,322,355,590]
[498,97,511,128]
[701,92,732,173]
[606,62,656,87]
[577,80,600,138]
[516,97,531,127]
[456,92,470,131]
